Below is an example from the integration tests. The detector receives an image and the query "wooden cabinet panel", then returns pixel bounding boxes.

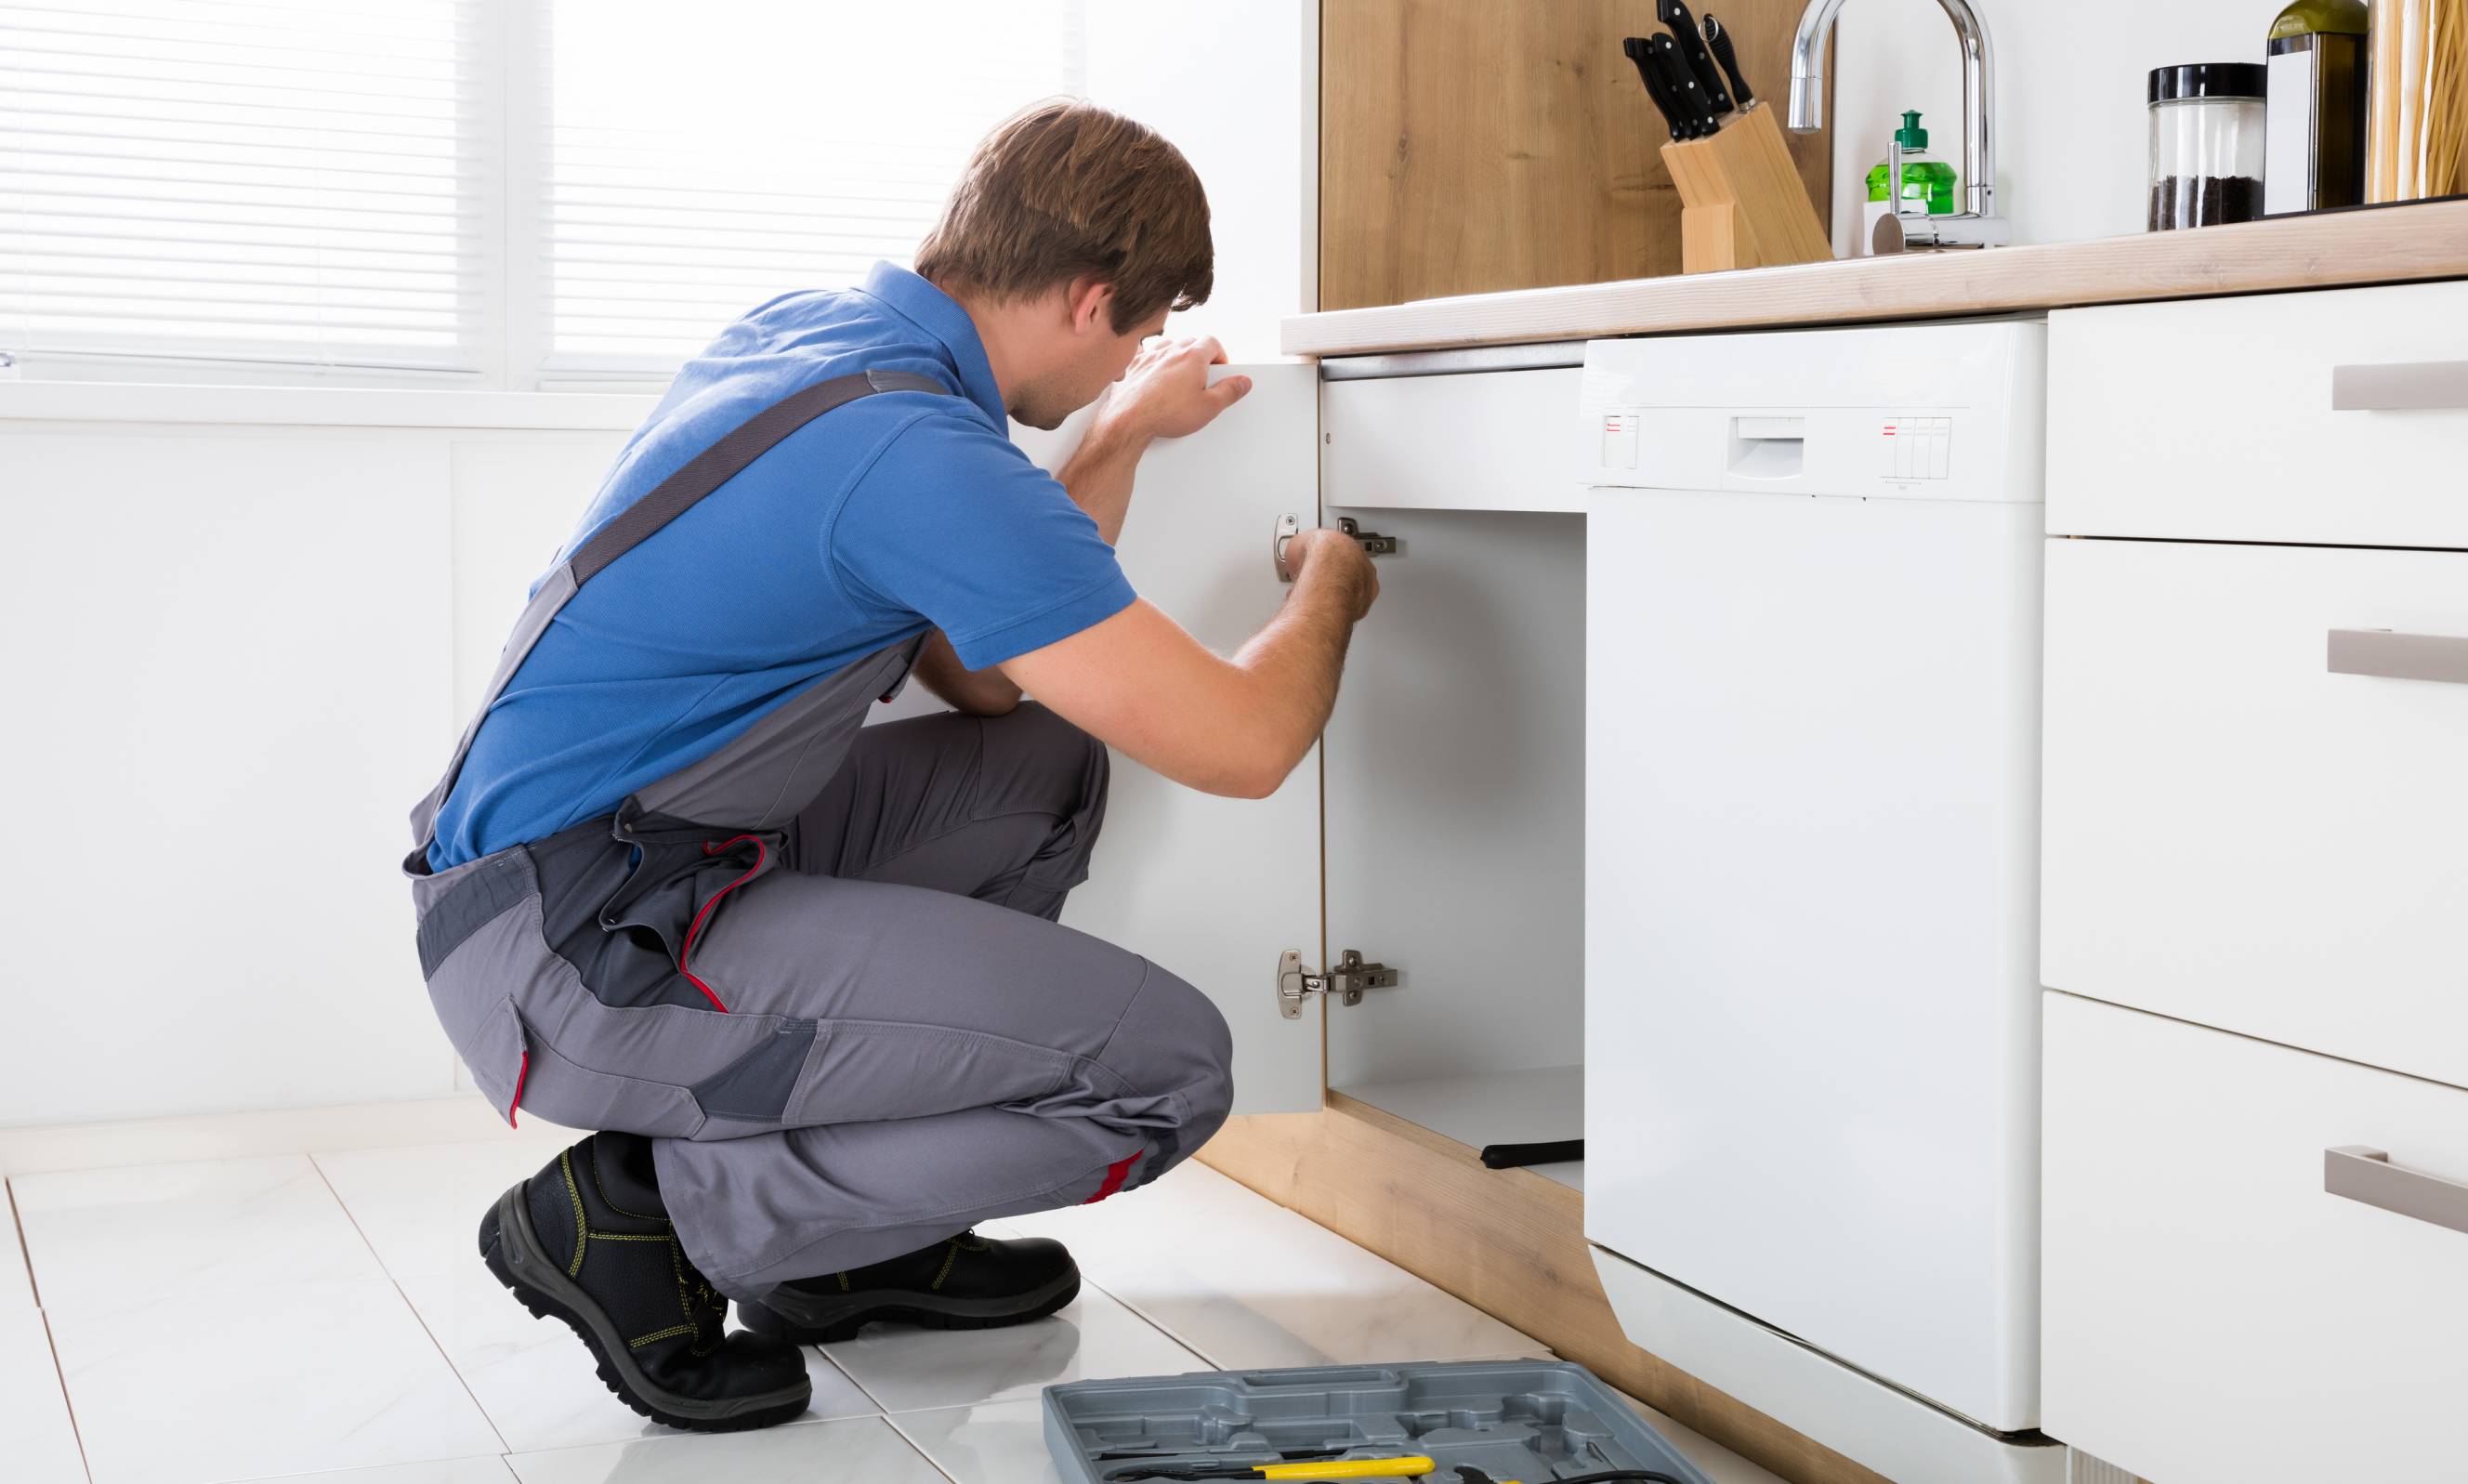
[1319,0,1832,309]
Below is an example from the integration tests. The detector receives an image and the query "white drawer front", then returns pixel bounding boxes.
[1320,367,1584,513]
[2048,280,2468,548]
[2043,992,2468,1484]
[2041,537,2468,1085]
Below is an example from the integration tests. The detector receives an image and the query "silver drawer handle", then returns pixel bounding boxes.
[2327,628,2468,686]
[2330,360,2468,412]
[2327,1146,2468,1236]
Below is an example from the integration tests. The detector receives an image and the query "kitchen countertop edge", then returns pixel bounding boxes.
[1282,199,2468,357]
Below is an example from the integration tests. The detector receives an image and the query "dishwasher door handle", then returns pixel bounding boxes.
[2327,628,2468,686]
[2326,1146,2468,1237]
[2330,360,2468,412]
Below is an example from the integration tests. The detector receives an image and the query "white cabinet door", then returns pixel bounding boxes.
[2041,536,2468,1086]
[1016,364,1325,1113]
[2044,991,2468,1484]
[2047,282,2468,549]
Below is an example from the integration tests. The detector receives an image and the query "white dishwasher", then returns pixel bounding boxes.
[1580,321,2059,1484]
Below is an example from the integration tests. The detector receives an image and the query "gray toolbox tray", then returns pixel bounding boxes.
[1043,1359,1716,1483]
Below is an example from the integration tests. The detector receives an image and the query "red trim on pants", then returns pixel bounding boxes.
[507,1049,529,1128]
[1084,1149,1143,1204]
[678,834,767,1013]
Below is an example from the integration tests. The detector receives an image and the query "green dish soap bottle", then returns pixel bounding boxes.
[1861,111,1957,254]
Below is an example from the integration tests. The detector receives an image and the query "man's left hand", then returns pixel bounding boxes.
[1101,335,1252,444]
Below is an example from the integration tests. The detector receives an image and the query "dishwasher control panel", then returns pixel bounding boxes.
[1882,414,1955,480]
[1575,320,2046,503]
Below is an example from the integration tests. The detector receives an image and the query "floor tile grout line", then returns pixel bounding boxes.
[878,1406,973,1484]
[807,1339,901,1416]
[1070,1267,1223,1369]
[308,1150,515,1458]
[36,1306,98,1484]
[7,1176,46,1308]
[5,1176,91,1482]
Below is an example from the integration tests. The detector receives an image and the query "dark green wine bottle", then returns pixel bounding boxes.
[2264,0,2370,214]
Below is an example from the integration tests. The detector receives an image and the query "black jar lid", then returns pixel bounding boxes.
[2149,62,2267,103]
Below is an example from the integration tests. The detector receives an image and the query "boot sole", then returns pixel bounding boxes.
[740,1266,1083,1345]
[478,1184,811,1433]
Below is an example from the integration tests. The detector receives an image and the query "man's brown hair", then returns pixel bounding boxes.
[915,100,1213,333]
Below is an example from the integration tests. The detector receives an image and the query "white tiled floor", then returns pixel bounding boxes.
[3,1130,1785,1484]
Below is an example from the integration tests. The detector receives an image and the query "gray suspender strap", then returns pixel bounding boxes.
[405,366,949,857]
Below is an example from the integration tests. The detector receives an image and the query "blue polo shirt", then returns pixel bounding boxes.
[424,262,1136,873]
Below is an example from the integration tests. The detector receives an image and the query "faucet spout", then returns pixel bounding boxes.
[1786,0,1997,222]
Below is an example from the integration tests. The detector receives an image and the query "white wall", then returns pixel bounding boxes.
[1829,0,2264,255]
[0,389,647,1127]
[1082,0,1315,359]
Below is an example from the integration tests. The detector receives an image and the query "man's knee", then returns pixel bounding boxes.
[1099,957,1234,1136]
[1155,964,1235,1139]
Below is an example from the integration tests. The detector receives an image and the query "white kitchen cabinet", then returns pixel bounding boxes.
[2047,280,2468,549]
[2041,278,2468,1484]
[1022,361,1594,1123]
[2041,536,2468,1090]
[2043,991,2468,1484]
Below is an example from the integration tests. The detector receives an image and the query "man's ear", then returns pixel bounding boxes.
[1065,276,1116,336]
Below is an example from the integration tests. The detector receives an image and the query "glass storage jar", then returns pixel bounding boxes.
[2148,63,2269,229]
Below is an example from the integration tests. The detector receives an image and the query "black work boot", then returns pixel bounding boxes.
[740,1229,1081,1344]
[478,1131,811,1432]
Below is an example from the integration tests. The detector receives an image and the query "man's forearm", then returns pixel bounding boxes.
[913,627,1023,716]
[1227,562,1364,781]
[1057,416,1149,546]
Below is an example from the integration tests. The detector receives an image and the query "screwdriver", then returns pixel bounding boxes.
[1106,1457,1438,1482]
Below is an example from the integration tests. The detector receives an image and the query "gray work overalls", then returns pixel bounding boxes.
[400,368,1234,1305]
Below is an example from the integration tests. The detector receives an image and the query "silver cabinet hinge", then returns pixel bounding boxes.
[1274,515,1401,583]
[1276,949,1401,1018]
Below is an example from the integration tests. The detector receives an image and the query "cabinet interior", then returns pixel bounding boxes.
[1320,504,1586,1188]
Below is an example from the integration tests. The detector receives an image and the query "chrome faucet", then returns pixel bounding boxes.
[1785,0,2010,251]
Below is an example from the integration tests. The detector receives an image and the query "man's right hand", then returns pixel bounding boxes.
[1281,526,1381,621]
[1001,527,1380,801]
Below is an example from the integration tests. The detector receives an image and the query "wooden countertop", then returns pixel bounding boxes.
[1280,199,2468,358]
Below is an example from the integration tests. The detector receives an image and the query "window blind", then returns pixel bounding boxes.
[537,0,1086,385]
[0,0,487,376]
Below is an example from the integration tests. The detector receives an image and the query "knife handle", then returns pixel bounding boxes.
[1703,14,1756,109]
[1623,35,1686,140]
[1648,33,1712,138]
[1660,0,1736,115]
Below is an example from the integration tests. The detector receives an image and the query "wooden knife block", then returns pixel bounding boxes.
[1660,104,1833,274]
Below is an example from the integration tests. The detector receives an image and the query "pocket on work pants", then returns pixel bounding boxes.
[422,915,535,1126]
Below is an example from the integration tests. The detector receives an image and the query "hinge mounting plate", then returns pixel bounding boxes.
[1277,948,1401,1018]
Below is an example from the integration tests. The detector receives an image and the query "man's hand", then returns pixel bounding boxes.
[1281,526,1380,620]
[1096,335,1252,445]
